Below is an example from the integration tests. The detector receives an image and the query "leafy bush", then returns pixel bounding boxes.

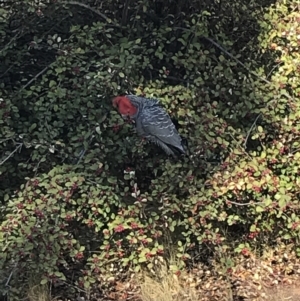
[0,0,300,298]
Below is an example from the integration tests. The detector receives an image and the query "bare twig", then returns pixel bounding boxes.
[228,133,251,158]
[76,135,94,165]
[76,148,86,165]
[34,157,44,176]
[266,61,283,79]
[291,147,300,154]
[62,1,120,27]
[0,143,22,165]
[87,179,99,186]
[227,200,264,206]
[0,64,14,79]
[204,38,295,103]
[19,66,49,92]
[243,113,261,149]
[0,31,21,55]
[204,37,271,85]
[5,261,18,288]
[121,0,131,26]
[173,27,295,101]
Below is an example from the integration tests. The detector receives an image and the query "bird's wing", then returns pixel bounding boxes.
[140,106,185,154]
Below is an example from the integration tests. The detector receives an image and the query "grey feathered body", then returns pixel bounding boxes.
[126,95,186,157]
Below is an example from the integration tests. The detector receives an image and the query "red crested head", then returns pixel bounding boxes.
[112,96,138,117]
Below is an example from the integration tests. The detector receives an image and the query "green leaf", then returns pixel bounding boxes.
[256,206,264,213]
[40,278,48,285]
[107,177,116,184]
[257,126,263,133]
[138,257,147,263]
[49,80,56,88]
[278,198,286,208]
[261,151,266,158]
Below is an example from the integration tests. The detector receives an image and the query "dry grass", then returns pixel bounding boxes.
[27,281,55,301]
[24,243,300,301]
[136,246,300,301]
[139,264,199,301]
[262,285,300,301]
[26,276,300,301]
[138,270,300,301]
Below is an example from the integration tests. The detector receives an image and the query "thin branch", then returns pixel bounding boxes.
[266,61,283,80]
[0,31,21,55]
[0,64,14,79]
[0,143,23,166]
[204,38,295,102]
[34,157,44,176]
[173,27,294,101]
[227,200,264,206]
[76,148,86,165]
[5,261,18,287]
[228,133,251,158]
[243,113,261,149]
[121,0,131,26]
[87,179,99,185]
[76,135,94,165]
[19,65,49,92]
[62,1,121,27]
[1,15,70,82]
[291,147,300,154]
[204,37,271,85]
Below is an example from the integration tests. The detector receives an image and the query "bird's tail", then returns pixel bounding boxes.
[166,136,189,160]
[181,136,190,156]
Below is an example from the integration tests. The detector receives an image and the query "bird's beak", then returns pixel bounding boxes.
[121,115,135,124]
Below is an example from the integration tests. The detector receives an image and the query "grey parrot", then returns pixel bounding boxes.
[112,95,187,157]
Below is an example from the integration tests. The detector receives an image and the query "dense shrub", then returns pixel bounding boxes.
[0,0,299,298]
